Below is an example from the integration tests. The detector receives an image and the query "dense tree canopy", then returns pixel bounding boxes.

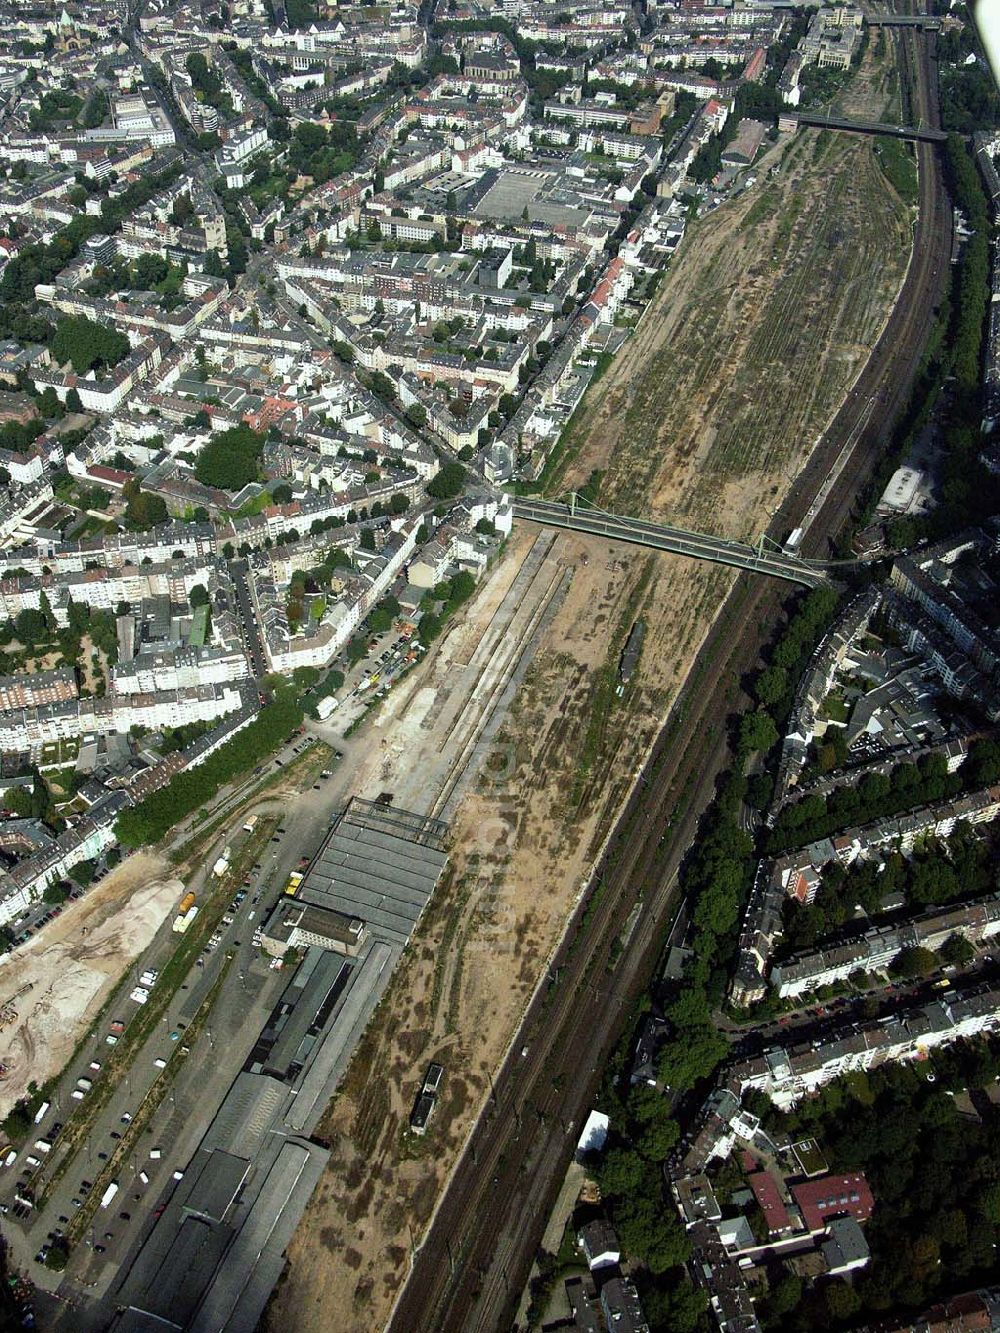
[51,315,129,376]
[287,119,359,185]
[124,490,169,531]
[426,461,466,500]
[194,425,265,490]
[758,1055,1000,1328]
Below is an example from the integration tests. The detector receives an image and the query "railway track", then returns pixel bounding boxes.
[385,14,951,1333]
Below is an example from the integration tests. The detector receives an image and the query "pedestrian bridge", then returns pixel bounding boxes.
[510,497,831,588]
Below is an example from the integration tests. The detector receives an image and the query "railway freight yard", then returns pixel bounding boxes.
[0,517,603,1331]
[0,0,968,1330]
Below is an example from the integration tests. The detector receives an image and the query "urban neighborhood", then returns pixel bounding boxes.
[0,0,997,1331]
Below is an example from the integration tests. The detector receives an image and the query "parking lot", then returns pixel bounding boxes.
[0,756,356,1318]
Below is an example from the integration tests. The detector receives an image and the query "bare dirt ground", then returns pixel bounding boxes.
[79,635,110,694]
[559,129,910,539]
[271,117,913,1333]
[19,651,62,675]
[0,749,343,1121]
[0,853,181,1117]
[832,34,904,123]
[269,541,736,1332]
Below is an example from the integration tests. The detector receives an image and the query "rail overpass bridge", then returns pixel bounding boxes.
[868,11,942,28]
[510,497,831,587]
[788,111,948,144]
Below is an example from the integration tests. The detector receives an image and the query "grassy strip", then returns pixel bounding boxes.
[874,136,918,207]
[571,557,657,808]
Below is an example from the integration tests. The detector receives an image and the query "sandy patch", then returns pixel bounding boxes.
[0,852,182,1115]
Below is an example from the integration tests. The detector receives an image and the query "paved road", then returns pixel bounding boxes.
[230,558,268,679]
[386,14,952,1332]
[4,743,365,1317]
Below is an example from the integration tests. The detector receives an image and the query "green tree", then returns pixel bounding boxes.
[38,590,57,634]
[124,491,169,530]
[754,665,788,710]
[768,1273,803,1317]
[628,1088,680,1162]
[739,708,778,755]
[134,253,169,288]
[14,607,47,645]
[891,946,939,980]
[977,1180,1000,1223]
[940,933,974,967]
[597,1146,645,1198]
[426,462,466,500]
[656,1024,726,1092]
[616,1194,690,1274]
[194,425,265,490]
[43,1237,69,1271]
[825,1279,861,1321]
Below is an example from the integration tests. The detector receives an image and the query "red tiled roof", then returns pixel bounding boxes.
[792,1173,873,1233]
[747,1172,791,1233]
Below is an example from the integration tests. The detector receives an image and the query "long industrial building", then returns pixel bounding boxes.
[109,797,450,1331]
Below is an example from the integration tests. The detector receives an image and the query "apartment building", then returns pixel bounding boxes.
[770,893,1000,999]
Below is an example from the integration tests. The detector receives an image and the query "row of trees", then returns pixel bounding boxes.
[656,589,850,1047]
[767,737,1000,855]
[945,135,989,398]
[886,134,1000,547]
[115,697,304,847]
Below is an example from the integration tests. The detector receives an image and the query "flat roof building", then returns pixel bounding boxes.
[297,797,449,948]
[260,898,366,958]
